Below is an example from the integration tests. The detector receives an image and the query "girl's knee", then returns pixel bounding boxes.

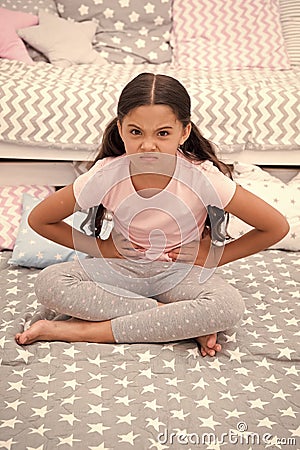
[34,261,77,303]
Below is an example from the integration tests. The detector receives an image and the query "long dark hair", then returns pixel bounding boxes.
[89,73,231,237]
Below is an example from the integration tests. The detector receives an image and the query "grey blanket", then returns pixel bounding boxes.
[0,250,299,449]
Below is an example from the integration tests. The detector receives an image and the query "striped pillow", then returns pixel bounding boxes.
[279,0,300,65]
[171,0,291,69]
[0,185,55,250]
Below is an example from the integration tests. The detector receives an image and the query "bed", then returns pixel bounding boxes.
[0,248,299,449]
[1,0,300,448]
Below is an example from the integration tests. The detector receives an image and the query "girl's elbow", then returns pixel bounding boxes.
[275,216,290,241]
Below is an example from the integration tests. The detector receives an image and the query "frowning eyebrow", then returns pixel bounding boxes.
[127,124,174,130]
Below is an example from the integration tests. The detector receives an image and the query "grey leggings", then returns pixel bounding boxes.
[34,258,245,343]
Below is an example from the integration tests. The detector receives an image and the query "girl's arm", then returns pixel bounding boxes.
[217,184,289,266]
[28,185,120,258]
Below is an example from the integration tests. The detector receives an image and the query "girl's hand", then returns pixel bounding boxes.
[167,230,212,267]
[102,231,146,260]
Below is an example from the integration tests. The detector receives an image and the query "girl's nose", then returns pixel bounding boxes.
[140,139,157,152]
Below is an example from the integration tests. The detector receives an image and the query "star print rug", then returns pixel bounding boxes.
[0,250,299,450]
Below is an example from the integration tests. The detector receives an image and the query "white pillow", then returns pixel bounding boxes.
[227,162,300,251]
[17,9,106,67]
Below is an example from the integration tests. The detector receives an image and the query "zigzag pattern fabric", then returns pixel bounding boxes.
[0,60,299,153]
[0,185,54,250]
[171,0,291,69]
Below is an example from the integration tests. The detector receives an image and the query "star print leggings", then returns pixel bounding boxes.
[34,258,245,343]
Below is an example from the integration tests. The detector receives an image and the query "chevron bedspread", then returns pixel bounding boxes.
[0,249,299,449]
[0,59,299,156]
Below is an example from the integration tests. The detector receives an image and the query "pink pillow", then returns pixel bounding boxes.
[0,185,55,250]
[0,7,38,64]
[171,0,290,69]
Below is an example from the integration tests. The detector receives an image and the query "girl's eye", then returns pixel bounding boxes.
[158,131,169,137]
[130,129,141,135]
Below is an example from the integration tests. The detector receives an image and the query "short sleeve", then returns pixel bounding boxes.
[73,159,108,210]
[197,160,237,208]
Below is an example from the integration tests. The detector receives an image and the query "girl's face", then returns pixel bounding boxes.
[117,104,191,159]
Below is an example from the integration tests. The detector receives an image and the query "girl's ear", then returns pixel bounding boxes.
[180,123,192,145]
[117,120,123,140]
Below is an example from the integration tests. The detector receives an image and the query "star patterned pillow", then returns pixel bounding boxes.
[56,0,172,64]
[228,162,300,251]
[8,193,88,268]
[17,9,106,67]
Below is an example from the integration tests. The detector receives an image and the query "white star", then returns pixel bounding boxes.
[192,377,209,390]
[279,407,297,418]
[283,365,299,376]
[270,335,287,344]
[0,416,22,429]
[165,377,184,387]
[224,409,246,419]
[264,374,280,384]
[31,405,49,418]
[146,417,165,432]
[7,380,25,393]
[223,332,237,343]
[114,21,125,31]
[129,11,139,22]
[194,395,214,409]
[115,395,134,407]
[257,417,276,429]
[57,434,81,446]
[115,376,133,388]
[103,8,114,18]
[227,347,247,363]
[119,0,129,6]
[242,381,259,392]
[88,422,110,435]
[116,413,137,425]
[288,425,300,437]
[4,399,25,411]
[6,286,22,295]
[87,354,106,365]
[272,389,291,400]
[219,391,237,402]
[88,404,109,416]
[63,346,80,358]
[141,383,160,394]
[137,350,156,362]
[90,384,109,397]
[0,438,16,449]
[170,409,190,420]
[63,379,81,390]
[29,424,51,436]
[255,357,273,370]
[168,392,186,403]
[199,415,221,431]
[144,2,155,13]
[277,347,296,360]
[187,346,200,358]
[148,51,158,60]
[148,438,169,450]
[214,376,230,386]
[207,358,224,372]
[135,39,146,49]
[59,413,79,426]
[61,394,80,406]
[78,5,89,15]
[234,367,251,376]
[118,430,140,445]
[139,26,149,36]
[143,399,163,412]
[248,398,269,410]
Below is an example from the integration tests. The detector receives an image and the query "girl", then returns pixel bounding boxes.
[15,73,289,357]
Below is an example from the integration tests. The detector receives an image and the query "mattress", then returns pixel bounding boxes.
[0,249,299,449]
[0,59,299,155]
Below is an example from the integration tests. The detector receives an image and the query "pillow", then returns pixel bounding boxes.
[279,0,300,65]
[0,185,55,251]
[56,0,172,64]
[0,7,38,64]
[227,163,300,251]
[17,9,106,67]
[8,193,88,268]
[171,0,291,69]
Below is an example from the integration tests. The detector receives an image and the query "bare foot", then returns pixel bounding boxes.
[15,318,115,345]
[195,333,221,357]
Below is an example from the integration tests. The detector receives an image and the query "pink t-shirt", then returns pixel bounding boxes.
[73,153,236,261]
